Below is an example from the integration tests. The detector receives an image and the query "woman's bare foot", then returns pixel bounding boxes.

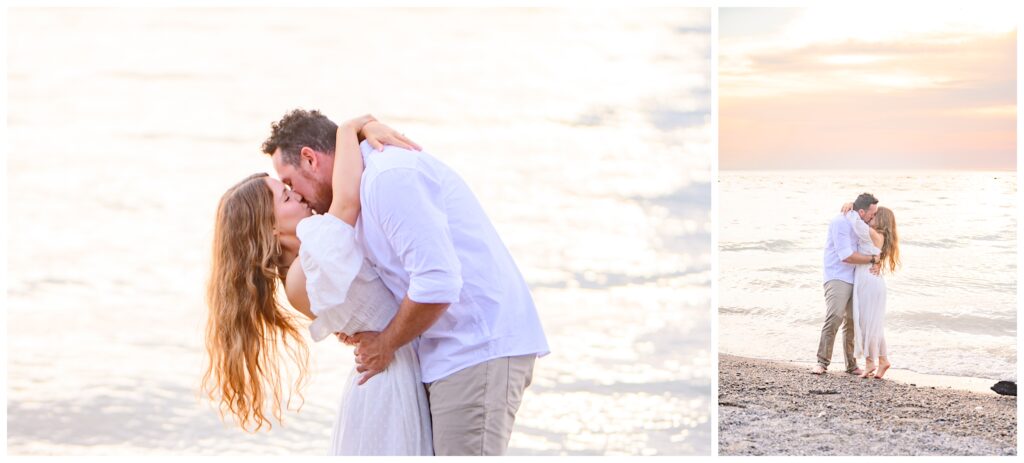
[875,358,891,379]
[859,360,876,378]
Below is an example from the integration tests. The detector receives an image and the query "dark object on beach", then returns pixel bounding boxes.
[719,401,747,408]
[808,390,839,395]
[991,381,1016,396]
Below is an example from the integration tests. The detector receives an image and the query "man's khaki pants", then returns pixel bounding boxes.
[425,354,536,456]
[816,280,857,372]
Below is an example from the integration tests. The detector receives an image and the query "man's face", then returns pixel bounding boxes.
[858,203,878,223]
[271,148,333,214]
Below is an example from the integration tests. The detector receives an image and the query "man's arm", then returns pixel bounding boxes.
[352,296,448,385]
[843,252,875,265]
[832,220,875,265]
[351,165,463,384]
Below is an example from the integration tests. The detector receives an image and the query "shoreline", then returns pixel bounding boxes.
[723,352,1009,396]
[719,354,1017,456]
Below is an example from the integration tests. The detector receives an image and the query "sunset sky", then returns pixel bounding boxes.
[720,7,1016,170]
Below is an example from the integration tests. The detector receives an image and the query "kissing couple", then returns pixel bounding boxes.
[202,111,549,455]
[814,193,901,379]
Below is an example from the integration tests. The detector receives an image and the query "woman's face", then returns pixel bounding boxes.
[263,177,312,238]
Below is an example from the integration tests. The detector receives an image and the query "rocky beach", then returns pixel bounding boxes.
[719,355,1017,456]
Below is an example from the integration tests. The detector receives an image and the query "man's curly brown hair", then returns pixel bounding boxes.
[261,109,338,166]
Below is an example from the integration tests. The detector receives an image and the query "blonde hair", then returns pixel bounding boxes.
[201,173,308,431]
[873,206,901,274]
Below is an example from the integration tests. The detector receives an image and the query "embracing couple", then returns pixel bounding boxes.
[813,193,901,379]
[202,111,549,455]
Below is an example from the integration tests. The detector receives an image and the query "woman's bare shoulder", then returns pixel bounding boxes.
[285,260,311,317]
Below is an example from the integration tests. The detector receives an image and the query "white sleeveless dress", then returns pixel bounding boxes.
[845,211,887,361]
[296,214,433,456]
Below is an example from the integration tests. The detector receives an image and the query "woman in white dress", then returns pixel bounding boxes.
[846,206,900,379]
[202,114,432,455]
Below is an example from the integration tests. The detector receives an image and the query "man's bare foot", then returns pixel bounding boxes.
[847,367,864,376]
[811,365,827,375]
[875,358,891,379]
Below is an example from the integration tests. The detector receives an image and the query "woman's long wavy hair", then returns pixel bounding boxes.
[873,206,901,274]
[202,173,309,432]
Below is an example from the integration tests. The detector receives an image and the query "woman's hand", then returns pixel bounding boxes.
[361,121,422,152]
[840,202,854,214]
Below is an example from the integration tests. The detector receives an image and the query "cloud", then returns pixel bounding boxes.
[720,12,1016,170]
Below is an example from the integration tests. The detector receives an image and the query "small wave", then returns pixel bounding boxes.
[891,311,1017,337]
[648,109,709,131]
[718,306,747,315]
[968,233,1011,240]
[745,278,810,289]
[719,306,787,317]
[900,275,1016,293]
[720,239,801,252]
[571,106,616,127]
[562,269,709,290]
[7,277,92,299]
[757,265,819,274]
[674,25,711,35]
[900,238,961,249]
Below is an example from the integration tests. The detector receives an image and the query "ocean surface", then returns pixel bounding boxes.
[719,170,1016,381]
[7,8,712,455]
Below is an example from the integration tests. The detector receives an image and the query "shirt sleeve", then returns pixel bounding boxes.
[845,211,871,243]
[296,214,365,316]
[365,167,463,304]
[831,219,855,261]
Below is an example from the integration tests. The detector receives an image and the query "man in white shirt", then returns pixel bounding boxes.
[262,109,549,455]
[812,193,879,376]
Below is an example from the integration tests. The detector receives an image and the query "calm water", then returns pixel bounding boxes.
[7,8,711,455]
[719,171,1017,381]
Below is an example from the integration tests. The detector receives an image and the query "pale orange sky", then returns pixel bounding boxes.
[720,7,1016,170]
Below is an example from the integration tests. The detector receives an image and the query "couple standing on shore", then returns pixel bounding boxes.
[813,193,901,379]
[202,111,549,455]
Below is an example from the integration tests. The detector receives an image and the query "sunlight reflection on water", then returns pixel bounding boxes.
[8,7,711,456]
